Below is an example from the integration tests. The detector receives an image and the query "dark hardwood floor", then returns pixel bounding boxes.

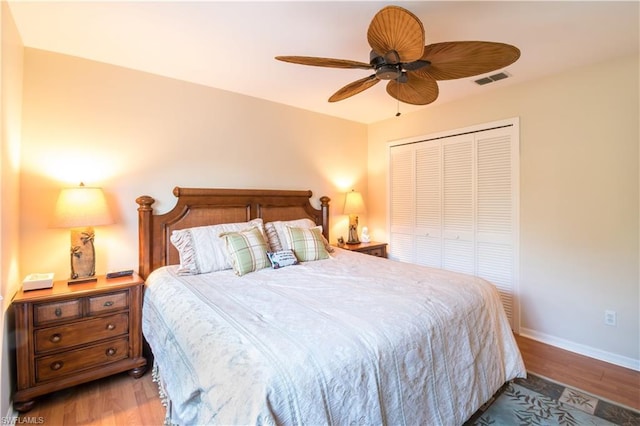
[17,334,639,424]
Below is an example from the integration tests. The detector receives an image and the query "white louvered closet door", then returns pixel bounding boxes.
[415,142,442,267]
[389,144,415,264]
[388,119,519,330]
[475,127,517,324]
[442,135,475,274]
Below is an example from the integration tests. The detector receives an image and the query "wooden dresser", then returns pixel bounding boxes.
[337,241,388,258]
[12,274,147,412]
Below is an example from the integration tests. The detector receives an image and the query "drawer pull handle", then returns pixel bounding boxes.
[50,361,63,371]
[106,323,116,331]
[54,308,62,317]
[105,348,117,356]
[103,301,114,307]
[50,334,62,343]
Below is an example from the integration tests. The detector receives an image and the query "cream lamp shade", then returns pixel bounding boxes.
[54,184,113,228]
[53,183,113,282]
[343,190,366,244]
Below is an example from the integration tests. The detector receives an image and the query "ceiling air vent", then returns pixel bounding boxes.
[474,71,511,86]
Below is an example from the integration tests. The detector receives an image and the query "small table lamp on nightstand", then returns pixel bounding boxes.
[53,183,113,283]
[343,189,366,245]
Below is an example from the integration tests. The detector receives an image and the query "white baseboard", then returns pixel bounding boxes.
[519,328,640,371]
[4,404,18,425]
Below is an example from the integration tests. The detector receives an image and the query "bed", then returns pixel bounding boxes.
[136,187,525,425]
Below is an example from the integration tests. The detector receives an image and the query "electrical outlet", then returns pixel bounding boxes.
[604,310,617,326]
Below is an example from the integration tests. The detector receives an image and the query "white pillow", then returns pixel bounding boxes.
[170,218,264,275]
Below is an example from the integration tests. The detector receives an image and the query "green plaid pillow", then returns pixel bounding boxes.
[284,226,330,262]
[220,227,270,276]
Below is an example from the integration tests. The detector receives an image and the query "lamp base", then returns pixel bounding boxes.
[69,226,97,283]
[346,223,360,245]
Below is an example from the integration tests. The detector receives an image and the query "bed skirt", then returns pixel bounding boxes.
[152,362,174,426]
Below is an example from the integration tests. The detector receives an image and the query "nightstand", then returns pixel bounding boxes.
[337,241,388,258]
[12,274,147,412]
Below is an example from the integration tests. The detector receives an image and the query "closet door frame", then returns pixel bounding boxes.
[387,117,520,331]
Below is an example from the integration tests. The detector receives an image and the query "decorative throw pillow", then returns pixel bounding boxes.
[265,219,334,253]
[267,250,299,269]
[170,218,264,275]
[284,226,330,262]
[220,227,270,276]
[264,221,284,251]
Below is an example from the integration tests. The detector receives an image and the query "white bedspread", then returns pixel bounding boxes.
[143,248,525,425]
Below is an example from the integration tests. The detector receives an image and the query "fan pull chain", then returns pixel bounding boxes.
[395,80,401,117]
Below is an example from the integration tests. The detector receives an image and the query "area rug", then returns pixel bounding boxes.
[465,373,640,426]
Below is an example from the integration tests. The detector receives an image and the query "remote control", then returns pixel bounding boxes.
[106,269,134,279]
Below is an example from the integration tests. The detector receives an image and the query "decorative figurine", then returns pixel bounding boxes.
[361,226,370,243]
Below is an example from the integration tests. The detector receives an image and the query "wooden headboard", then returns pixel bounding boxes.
[136,187,330,279]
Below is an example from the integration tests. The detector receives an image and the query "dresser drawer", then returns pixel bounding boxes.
[88,291,128,315]
[34,299,82,326]
[35,337,129,383]
[34,313,129,354]
[366,247,386,257]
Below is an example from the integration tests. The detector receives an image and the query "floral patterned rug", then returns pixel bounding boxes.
[465,373,639,426]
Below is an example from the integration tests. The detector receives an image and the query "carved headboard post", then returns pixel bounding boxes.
[320,196,330,241]
[136,195,155,279]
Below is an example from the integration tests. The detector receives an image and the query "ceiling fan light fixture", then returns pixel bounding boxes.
[376,64,401,80]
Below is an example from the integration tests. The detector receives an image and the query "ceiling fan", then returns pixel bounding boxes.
[275,5,520,106]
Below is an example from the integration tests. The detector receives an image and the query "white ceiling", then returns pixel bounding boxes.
[7,1,639,124]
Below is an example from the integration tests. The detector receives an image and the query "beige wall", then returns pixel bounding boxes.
[1,0,23,416]
[368,54,640,368]
[19,48,367,281]
[5,15,640,416]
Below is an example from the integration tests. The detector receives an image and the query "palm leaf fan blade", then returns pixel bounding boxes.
[386,73,439,105]
[329,75,380,102]
[367,6,425,63]
[275,56,372,70]
[420,41,520,80]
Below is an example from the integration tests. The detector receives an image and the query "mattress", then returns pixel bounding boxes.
[142,248,525,425]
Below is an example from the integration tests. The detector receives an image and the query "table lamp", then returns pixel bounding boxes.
[343,190,366,244]
[53,183,113,283]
